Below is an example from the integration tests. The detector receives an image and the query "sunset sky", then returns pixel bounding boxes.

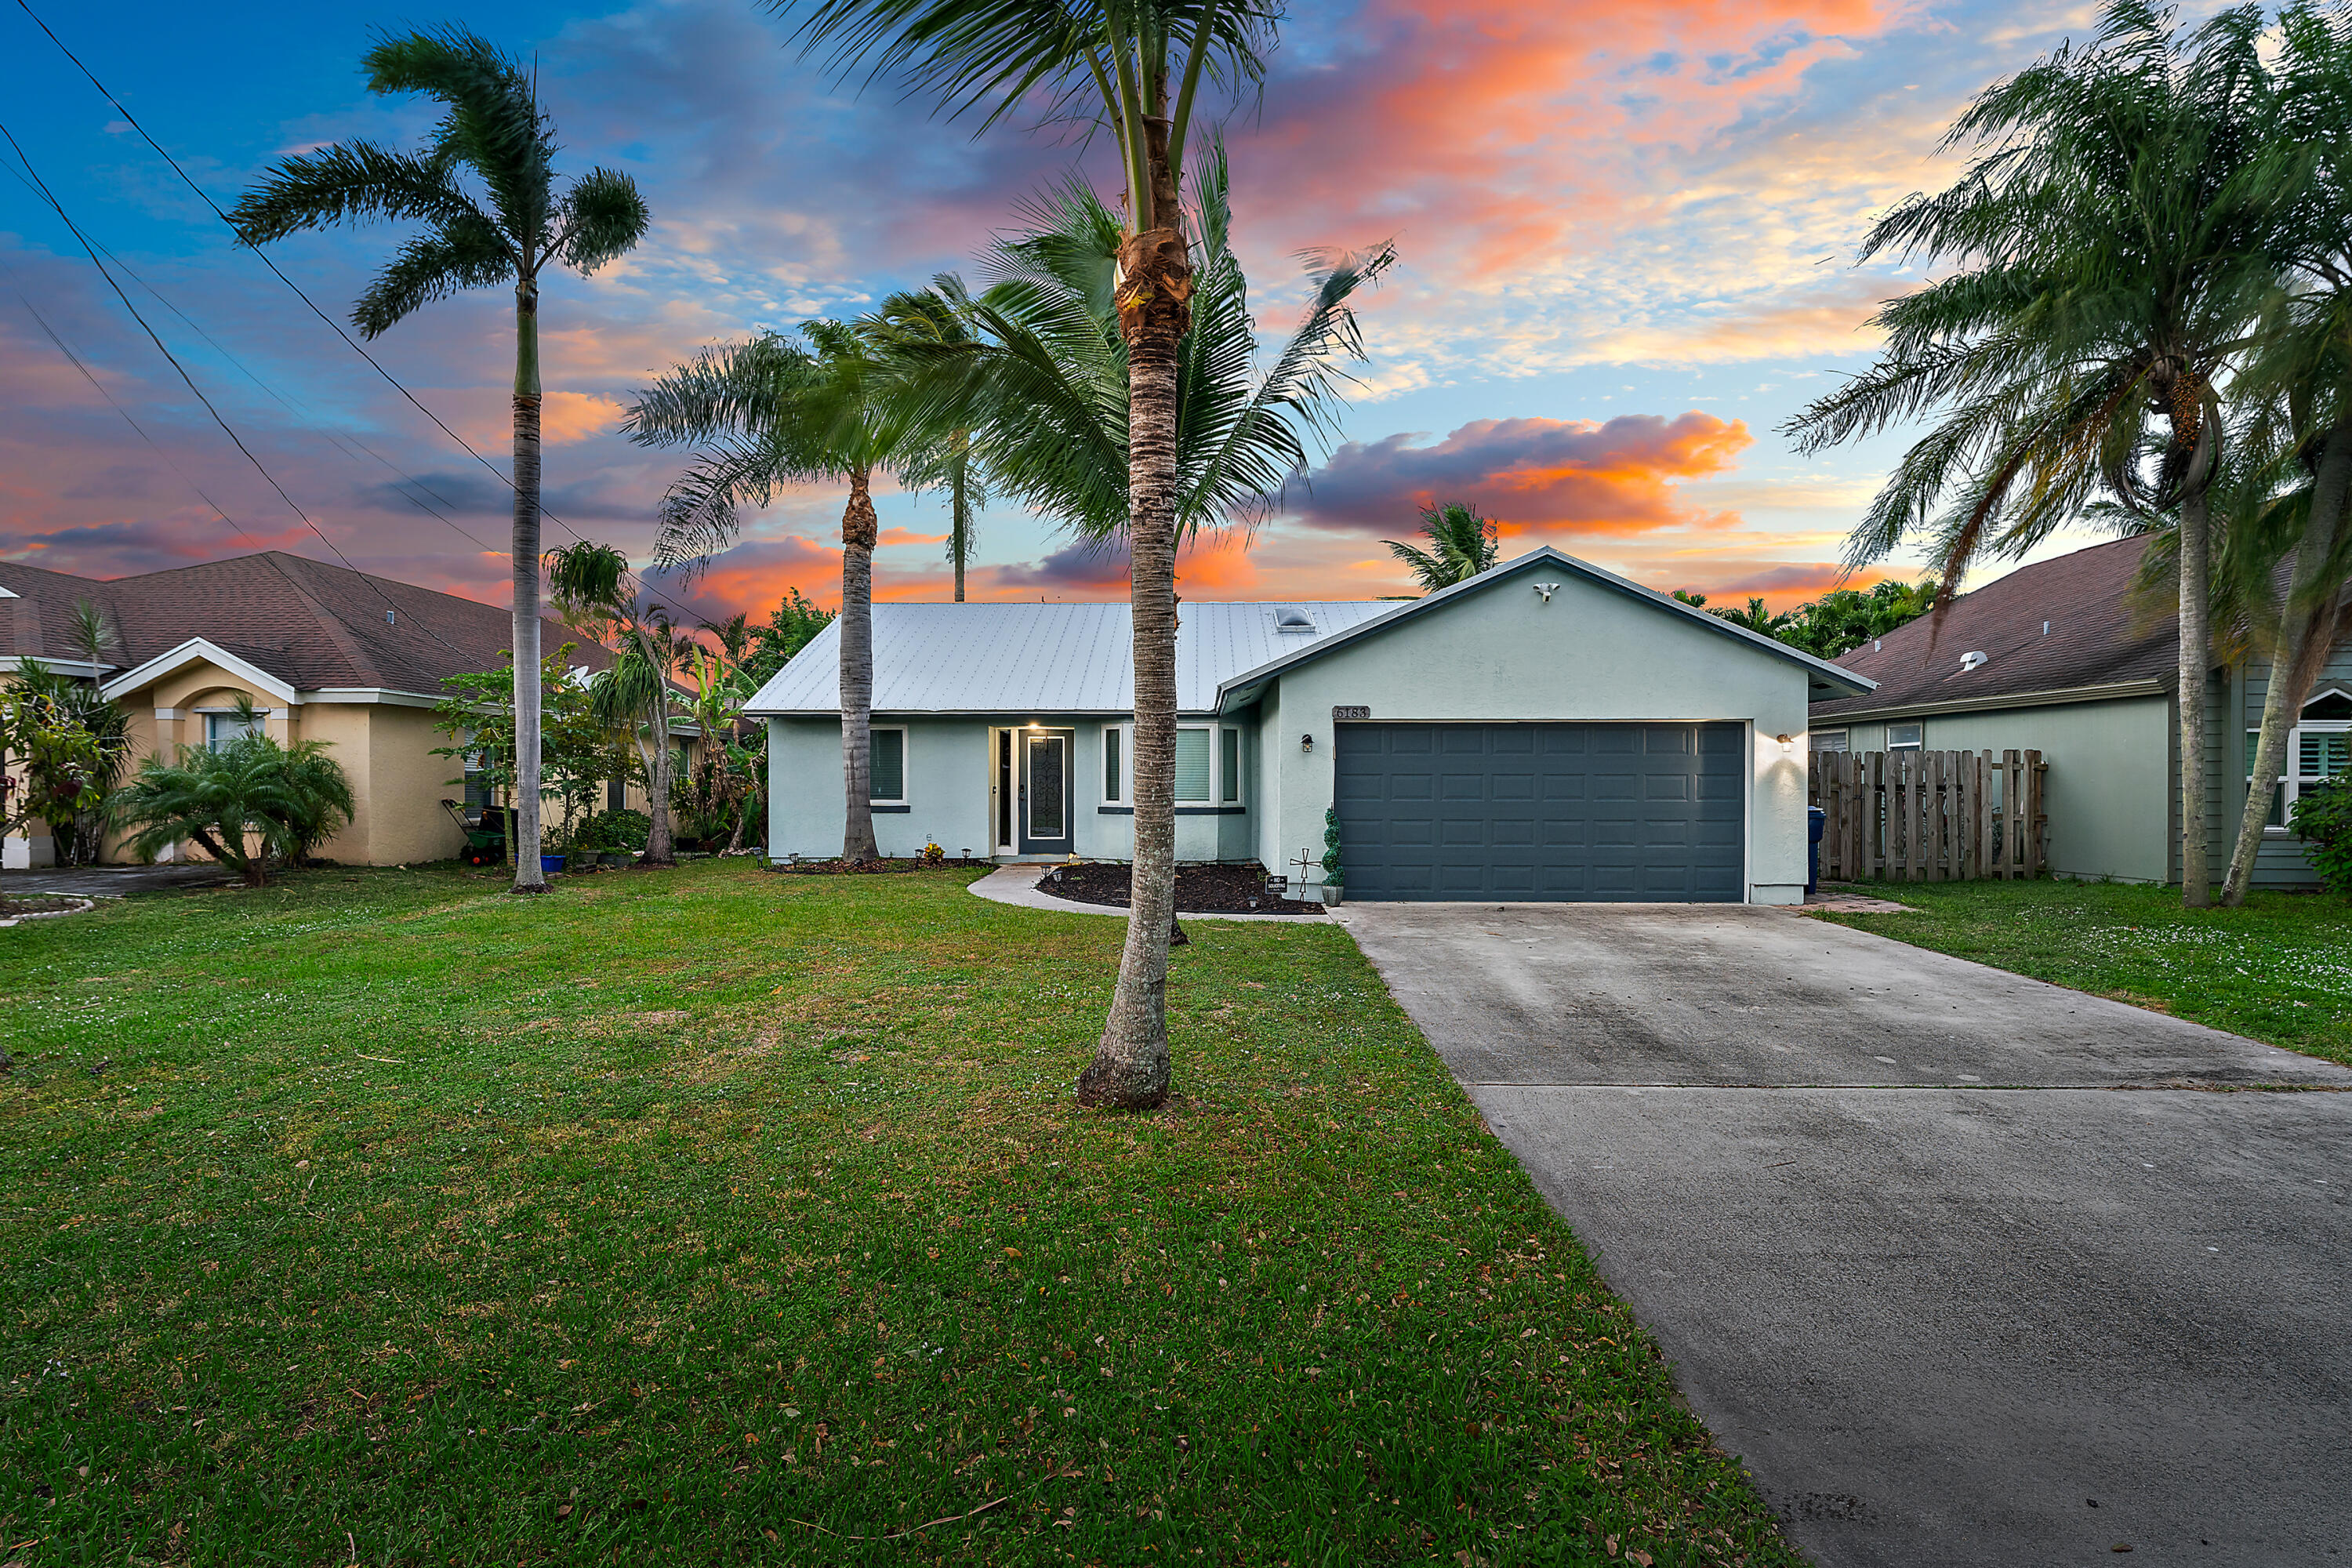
[0,0,2138,622]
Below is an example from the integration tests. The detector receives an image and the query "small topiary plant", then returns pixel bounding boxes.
[1321,805,1343,886]
[2290,775,2352,896]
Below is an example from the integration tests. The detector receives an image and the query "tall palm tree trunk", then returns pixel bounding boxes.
[2178,485,2213,906]
[645,701,677,864]
[840,466,881,862]
[951,441,971,603]
[1080,113,1189,1111]
[2222,422,2352,904]
[510,275,549,893]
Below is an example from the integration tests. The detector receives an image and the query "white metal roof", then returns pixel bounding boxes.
[744,600,1398,717]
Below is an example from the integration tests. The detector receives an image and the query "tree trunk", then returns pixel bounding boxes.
[2178,483,2214,906]
[510,274,548,894]
[951,437,970,603]
[2222,422,2352,905]
[644,702,677,865]
[1080,107,1189,1112]
[840,466,881,863]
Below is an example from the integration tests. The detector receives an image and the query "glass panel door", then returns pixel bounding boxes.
[1022,733,1069,850]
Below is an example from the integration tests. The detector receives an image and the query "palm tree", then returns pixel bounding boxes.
[112,715,354,887]
[229,27,650,895]
[1784,0,2277,908]
[1382,502,1497,592]
[871,289,989,600]
[782,0,1279,1108]
[2216,1,2352,905]
[546,542,688,866]
[623,321,916,863]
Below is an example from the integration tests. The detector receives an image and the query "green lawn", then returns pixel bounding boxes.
[2,862,1792,1566]
[1814,878,2352,1065]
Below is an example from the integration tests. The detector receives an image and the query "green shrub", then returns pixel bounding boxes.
[2291,776,2352,896]
[1321,804,1343,885]
[577,808,651,852]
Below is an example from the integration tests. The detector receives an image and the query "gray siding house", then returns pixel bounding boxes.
[1809,535,2351,887]
[747,546,1872,903]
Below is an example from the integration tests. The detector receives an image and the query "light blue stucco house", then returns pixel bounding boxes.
[746,546,1875,903]
[1809,535,2351,887]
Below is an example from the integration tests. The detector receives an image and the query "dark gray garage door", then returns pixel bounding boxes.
[1334,722,1745,902]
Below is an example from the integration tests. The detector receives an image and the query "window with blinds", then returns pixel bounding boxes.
[1103,725,1122,803]
[1174,728,1211,803]
[1221,728,1240,803]
[869,728,906,803]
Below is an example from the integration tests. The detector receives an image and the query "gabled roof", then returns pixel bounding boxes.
[1214,546,1874,709]
[1811,536,2177,720]
[743,546,1875,717]
[742,600,1399,716]
[0,550,612,696]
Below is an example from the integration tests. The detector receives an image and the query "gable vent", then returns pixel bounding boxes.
[1273,606,1317,634]
[1959,650,1989,672]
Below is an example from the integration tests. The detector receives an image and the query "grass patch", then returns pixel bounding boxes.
[1813,878,2352,1065]
[2,862,1791,1566]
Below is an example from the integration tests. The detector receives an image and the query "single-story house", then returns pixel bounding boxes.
[1809,535,2351,887]
[2,549,642,869]
[746,546,1875,903]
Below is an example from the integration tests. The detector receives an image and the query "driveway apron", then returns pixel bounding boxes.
[1335,902,2352,1568]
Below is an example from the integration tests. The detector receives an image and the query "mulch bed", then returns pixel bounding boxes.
[1036,860,1326,916]
[777,857,996,875]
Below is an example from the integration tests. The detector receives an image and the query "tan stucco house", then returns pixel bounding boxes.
[2,550,619,869]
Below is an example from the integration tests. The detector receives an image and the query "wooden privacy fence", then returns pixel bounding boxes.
[1809,749,2048,882]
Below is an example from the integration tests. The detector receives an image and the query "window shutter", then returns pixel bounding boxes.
[1220,728,1240,802]
[1174,728,1210,803]
[869,729,905,801]
[1105,726,1123,802]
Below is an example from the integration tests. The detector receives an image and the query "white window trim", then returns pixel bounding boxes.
[1101,721,1237,808]
[1886,721,1925,751]
[2254,717,2350,833]
[1810,728,1850,753]
[868,725,908,805]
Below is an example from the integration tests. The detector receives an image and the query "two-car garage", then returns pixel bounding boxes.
[1333,721,1747,902]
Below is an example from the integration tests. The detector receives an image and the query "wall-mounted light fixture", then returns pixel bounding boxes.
[1300,733,1315,753]
[1531,581,1560,603]
[1773,732,1797,751]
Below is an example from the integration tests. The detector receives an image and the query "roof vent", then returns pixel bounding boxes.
[1273,606,1317,634]
[1960,650,1988,672]
[385,609,397,626]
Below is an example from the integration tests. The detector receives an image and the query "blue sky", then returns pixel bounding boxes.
[0,0,2149,617]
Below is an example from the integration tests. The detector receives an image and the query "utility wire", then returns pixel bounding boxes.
[0,116,477,662]
[12,0,714,636]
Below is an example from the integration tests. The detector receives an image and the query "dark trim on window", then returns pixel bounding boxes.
[1095,805,1247,816]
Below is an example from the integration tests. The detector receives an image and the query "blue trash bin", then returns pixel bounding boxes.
[1807,805,1826,896]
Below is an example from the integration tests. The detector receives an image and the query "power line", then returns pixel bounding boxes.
[0,116,476,663]
[11,0,714,635]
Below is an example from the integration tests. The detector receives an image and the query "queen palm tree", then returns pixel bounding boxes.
[1784,0,2277,907]
[624,321,921,863]
[545,542,688,866]
[782,0,1278,1109]
[872,289,989,599]
[1382,503,1497,592]
[2216,1,2352,904]
[229,27,650,895]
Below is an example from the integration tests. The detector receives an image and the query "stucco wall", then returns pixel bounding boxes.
[1251,571,1816,902]
[768,714,1251,862]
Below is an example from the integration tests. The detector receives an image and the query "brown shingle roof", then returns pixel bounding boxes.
[0,550,610,694]
[1810,535,2178,720]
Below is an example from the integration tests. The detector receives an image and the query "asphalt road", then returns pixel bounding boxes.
[1336,902,2352,1568]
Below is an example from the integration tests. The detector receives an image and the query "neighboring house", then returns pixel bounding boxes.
[1808,535,2352,887]
[1,550,626,869]
[746,546,1873,903]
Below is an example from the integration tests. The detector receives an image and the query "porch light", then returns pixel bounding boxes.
[1774,733,1796,750]
[1300,733,1314,753]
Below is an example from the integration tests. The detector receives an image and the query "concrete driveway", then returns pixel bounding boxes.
[1336,902,2352,1568]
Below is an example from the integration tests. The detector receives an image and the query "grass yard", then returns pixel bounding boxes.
[1,861,1795,1566]
[1814,878,2352,1065]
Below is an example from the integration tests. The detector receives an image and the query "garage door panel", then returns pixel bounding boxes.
[1335,722,1744,902]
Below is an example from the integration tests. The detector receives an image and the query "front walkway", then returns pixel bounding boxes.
[1335,901,2352,1567]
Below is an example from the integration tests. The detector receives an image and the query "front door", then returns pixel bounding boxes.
[1018,730,1073,855]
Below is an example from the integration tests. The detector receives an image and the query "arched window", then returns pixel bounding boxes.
[2249,687,2351,831]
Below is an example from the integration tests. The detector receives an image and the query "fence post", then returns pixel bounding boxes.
[2002,750,2023,879]
[2027,750,2047,877]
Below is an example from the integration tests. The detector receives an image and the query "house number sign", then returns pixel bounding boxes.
[1331,705,1370,721]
